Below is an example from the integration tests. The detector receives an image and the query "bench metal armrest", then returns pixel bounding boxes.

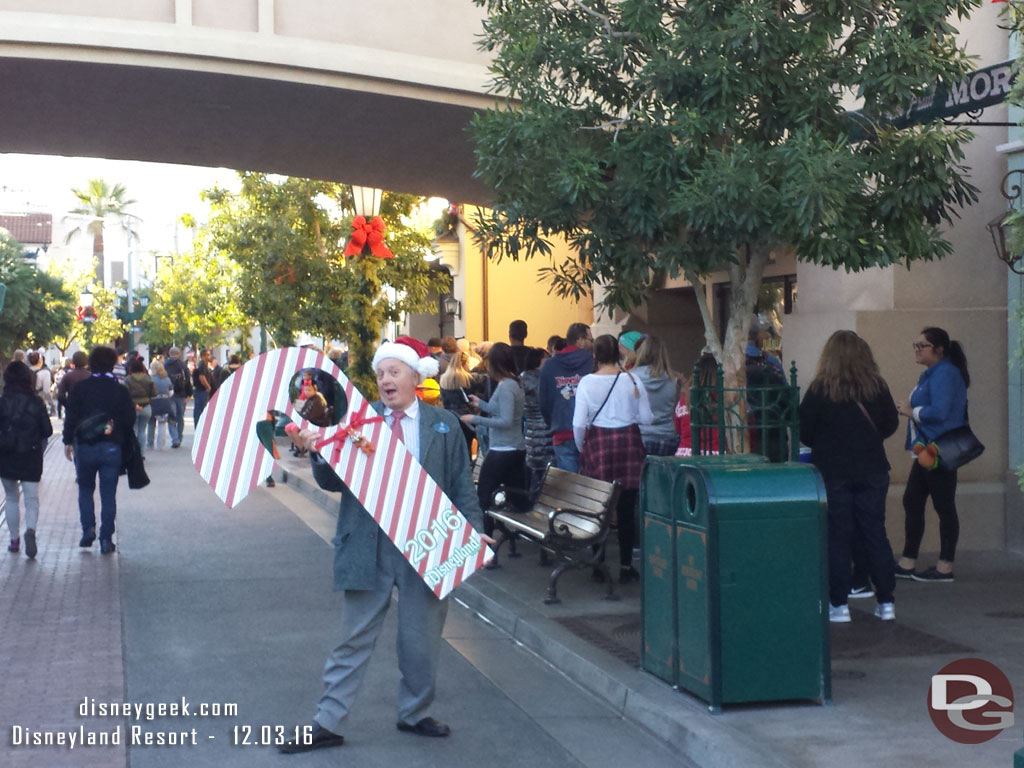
[489,484,532,512]
[548,507,608,538]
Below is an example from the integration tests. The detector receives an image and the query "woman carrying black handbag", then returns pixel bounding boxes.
[896,327,971,583]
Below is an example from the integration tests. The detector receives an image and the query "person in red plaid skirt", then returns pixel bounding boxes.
[572,335,653,583]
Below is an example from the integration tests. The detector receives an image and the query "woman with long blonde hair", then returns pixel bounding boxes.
[799,330,899,624]
[439,350,476,390]
[632,335,682,456]
[440,350,484,454]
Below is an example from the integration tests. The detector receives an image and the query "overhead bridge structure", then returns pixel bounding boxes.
[0,0,496,200]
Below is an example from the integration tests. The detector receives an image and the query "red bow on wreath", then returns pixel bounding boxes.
[273,265,296,285]
[343,215,394,260]
[313,404,385,456]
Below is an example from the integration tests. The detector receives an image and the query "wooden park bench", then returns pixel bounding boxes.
[483,466,621,604]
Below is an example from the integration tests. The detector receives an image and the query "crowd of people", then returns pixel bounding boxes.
[415,319,974,612]
[1,343,244,556]
[2,322,975,635]
[422,320,781,584]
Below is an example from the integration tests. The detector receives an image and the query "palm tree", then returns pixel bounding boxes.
[64,179,141,286]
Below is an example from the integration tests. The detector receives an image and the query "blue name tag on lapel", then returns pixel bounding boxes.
[434,422,450,434]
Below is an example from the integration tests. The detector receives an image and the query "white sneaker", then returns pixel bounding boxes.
[874,602,895,621]
[828,604,851,623]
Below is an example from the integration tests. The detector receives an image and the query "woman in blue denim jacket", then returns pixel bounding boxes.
[895,327,969,583]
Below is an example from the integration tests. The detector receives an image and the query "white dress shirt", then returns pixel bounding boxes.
[385,399,421,462]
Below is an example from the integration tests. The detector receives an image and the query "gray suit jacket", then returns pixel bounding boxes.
[311,401,484,591]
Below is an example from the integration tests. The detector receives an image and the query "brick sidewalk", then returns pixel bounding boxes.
[0,429,127,768]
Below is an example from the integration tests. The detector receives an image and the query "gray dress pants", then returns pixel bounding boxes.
[314,535,449,732]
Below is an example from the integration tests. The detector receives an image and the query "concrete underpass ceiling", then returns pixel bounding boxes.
[0,57,492,203]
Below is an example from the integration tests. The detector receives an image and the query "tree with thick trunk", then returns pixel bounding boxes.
[471,0,980,389]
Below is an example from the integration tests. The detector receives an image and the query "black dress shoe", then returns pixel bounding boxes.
[80,527,96,548]
[278,723,344,753]
[396,717,451,737]
[99,539,116,555]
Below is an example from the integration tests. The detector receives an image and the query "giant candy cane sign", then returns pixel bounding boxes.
[192,347,493,598]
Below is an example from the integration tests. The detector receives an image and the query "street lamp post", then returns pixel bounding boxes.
[438,292,461,338]
[988,170,1024,275]
[346,185,387,395]
[351,186,383,220]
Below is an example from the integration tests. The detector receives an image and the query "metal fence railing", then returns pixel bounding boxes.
[688,361,800,462]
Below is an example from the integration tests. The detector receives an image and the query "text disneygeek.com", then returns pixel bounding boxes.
[8,697,312,749]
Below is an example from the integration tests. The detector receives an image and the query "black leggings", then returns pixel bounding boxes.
[477,449,526,538]
[902,460,959,562]
[616,489,638,568]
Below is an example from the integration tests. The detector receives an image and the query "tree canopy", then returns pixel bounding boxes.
[0,233,75,358]
[46,251,127,354]
[471,0,981,381]
[140,249,245,352]
[201,173,449,392]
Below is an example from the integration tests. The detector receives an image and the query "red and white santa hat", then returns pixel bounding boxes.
[372,336,440,380]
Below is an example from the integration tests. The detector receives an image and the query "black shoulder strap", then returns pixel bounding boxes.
[589,372,620,427]
[855,401,877,434]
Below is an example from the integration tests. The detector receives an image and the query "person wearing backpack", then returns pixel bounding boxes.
[1,361,54,558]
[163,346,192,449]
[62,346,136,555]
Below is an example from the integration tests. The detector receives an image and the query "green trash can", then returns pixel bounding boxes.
[642,458,830,711]
[640,455,767,687]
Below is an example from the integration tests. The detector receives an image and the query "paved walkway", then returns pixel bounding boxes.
[0,430,126,768]
[278,449,1024,768]
[1,421,686,768]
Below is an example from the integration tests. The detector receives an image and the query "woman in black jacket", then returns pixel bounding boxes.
[1,360,53,558]
[799,331,899,624]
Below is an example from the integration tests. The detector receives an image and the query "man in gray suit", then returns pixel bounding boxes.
[281,337,494,754]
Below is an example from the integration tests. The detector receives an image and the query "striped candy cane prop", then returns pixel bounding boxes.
[192,347,493,598]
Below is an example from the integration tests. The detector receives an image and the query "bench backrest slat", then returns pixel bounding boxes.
[544,467,615,493]
[537,467,617,514]
[542,476,615,503]
[536,489,611,515]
